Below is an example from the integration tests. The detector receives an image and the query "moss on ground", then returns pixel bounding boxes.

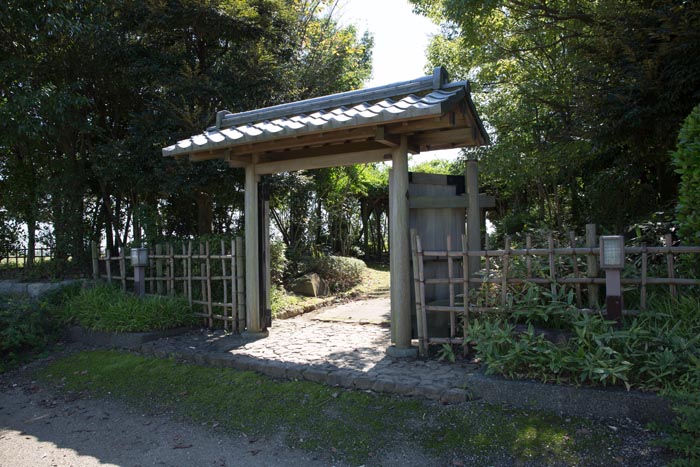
[40,350,629,465]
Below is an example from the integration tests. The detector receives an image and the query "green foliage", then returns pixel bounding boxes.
[436,343,456,363]
[468,286,700,392]
[0,297,56,372]
[0,0,374,271]
[674,104,700,243]
[409,158,462,175]
[63,284,196,332]
[269,240,287,285]
[658,392,700,466]
[0,284,79,372]
[412,0,700,233]
[307,255,366,292]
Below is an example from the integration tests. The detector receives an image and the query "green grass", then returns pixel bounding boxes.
[63,284,197,332]
[39,350,630,465]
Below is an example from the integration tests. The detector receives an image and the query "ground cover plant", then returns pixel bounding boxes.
[39,350,648,466]
[0,283,80,372]
[63,283,196,332]
[464,284,700,465]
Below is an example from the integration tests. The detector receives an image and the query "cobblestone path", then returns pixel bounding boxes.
[139,309,479,404]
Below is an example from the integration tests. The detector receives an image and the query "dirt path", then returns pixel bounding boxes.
[303,297,390,325]
[0,365,339,467]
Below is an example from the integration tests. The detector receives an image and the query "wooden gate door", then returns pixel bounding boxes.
[408,172,466,338]
[258,182,271,330]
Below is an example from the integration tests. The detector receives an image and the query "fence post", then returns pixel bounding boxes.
[205,241,213,328]
[187,241,193,307]
[665,234,677,299]
[119,247,126,291]
[641,243,648,310]
[461,234,470,343]
[569,231,582,309]
[230,239,238,332]
[155,244,164,295]
[410,229,425,356]
[168,243,175,296]
[91,241,99,280]
[235,236,246,332]
[548,233,556,296]
[502,236,510,307]
[586,224,599,308]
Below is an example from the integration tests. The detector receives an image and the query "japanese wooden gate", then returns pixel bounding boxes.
[162,67,489,355]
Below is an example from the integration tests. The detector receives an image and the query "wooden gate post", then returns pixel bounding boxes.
[586,224,599,308]
[388,135,416,357]
[244,162,267,337]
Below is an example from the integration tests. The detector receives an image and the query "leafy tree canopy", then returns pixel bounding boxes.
[411,0,700,235]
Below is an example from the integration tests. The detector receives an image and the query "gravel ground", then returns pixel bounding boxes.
[0,352,432,467]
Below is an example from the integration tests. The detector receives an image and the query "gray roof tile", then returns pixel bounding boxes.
[163,67,486,158]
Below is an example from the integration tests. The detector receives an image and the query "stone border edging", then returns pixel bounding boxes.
[462,372,674,425]
[68,326,195,350]
[134,343,674,425]
[0,279,81,298]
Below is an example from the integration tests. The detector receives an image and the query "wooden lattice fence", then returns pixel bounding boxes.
[91,239,245,332]
[411,226,700,354]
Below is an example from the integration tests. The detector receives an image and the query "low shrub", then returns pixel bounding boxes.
[63,284,196,332]
[307,255,366,292]
[269,240,287,285]
[0,297,59,372]
[0,282,81,373]
[468,289,700,392]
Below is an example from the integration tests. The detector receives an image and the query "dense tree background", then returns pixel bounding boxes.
[2,0,700,278]
[0,0,377,274]
[411,0,700,235]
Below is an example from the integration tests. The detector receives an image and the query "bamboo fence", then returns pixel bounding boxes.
[411,227,700,355]
[91,239,245,332]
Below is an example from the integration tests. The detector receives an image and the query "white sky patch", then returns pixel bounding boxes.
[337,0,463,164]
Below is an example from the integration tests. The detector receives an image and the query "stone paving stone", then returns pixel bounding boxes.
[371,379,396,393]
[258,361,287,379]
[326,371,356,388]
[440,388,469,404]
[302,368,329,383]
[356,376,377,391]
[392,381,418,395]
[284,365,305,381]
[419,385,445,400]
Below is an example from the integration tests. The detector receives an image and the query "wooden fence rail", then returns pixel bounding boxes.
[411,227,700,355]
[91,239,245,332]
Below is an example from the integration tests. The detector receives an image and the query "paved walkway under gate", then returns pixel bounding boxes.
[139,298,478,404]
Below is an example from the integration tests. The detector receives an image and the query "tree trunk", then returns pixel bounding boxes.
[195,191,213,236]
[103,195,116,255]
[361,200,369,257]
[26,213,36,266]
